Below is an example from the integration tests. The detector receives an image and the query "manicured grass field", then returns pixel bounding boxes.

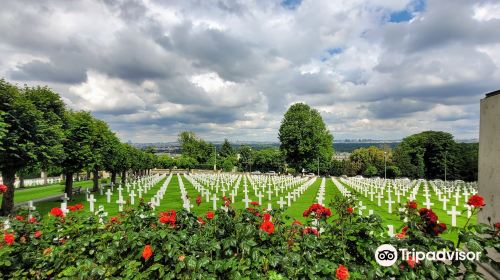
[1,180,94,204]
[17,175,477,244]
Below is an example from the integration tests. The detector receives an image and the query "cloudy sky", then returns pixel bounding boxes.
[1,0,499,142]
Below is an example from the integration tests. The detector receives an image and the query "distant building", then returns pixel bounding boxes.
[333,152,350,161]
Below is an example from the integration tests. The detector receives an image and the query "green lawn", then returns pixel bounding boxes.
[15,175,478,244]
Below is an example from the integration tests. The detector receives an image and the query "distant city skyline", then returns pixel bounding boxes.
[1,0,499,142]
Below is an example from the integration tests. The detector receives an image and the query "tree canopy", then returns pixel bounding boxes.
[278,103,333,174]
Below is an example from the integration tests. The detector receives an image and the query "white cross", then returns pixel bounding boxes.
[387,224,394,237]
[358,201,366,216]
[441,196,449,211]
[129,191,136,205]
[116,196,126,212]
[463,204,472,218]
[447,206,461,227]
[89,194,96,212]
[423,199,434,210]
[277,197,287,209]
[285,193,293,206]
[385,197,395,214]
[267,202,272,211]
[454,191,461,206]
[62,193,69,204]
[242,196,251,208]
[212,194,219,210]
[106,189,112,203]
[230,191,235,203]
[266,188,273,200]
[369,209,374,215]
[27,201,36,219]
[256,192,264,206]
[376,193,384,207]
[61,202,68,214]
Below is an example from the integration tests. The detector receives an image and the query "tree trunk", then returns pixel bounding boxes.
[86,171,91,180]
[121,170,126,186]
[42,171,48,185]
[111,172,117,186]
[65,172,74,198]
[19,174,25,188]
[92,168,99,192]
[1,168,17,216]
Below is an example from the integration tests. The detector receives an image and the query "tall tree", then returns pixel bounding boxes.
[393,131,455,179]
[238,145,254,171]
[278,103,333,173]
[0,81,65,215]
[88,119,115,191]
[61,111,95,197]
[220,139,234,158]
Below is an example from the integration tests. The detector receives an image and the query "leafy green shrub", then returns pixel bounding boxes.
[0,194,498,279]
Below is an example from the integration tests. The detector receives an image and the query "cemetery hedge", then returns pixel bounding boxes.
[0,192,498,280]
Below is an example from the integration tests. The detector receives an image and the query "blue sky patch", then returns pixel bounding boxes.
[389,0,426,23]
[281,0,302,10]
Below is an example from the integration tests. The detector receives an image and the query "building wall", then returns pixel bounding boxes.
[478,91,500,224]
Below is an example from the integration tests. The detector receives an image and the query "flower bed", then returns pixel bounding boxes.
[0,191,498,279]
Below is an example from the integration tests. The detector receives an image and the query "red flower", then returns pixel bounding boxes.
[196,195,202,206]
[224,199,231,207]
[28,217,37,223]
[75,203,84,210]
[0,184,7,193]
[303,227,319,236]
[159,210,176,226]
[142,245,153,261]
[4,233,14,245]
[250,201,259,206]
[110,216,119,223]
[433,223,447,236]
[260,220,275,234]
[407,256,417,268]
[292,220,302,226]
[347,207,353,214]
[34,231,42,238]
[419,208,438,223]
[15,215,24,221]
[303,203,332,219]
[335,265,349,280]
[263,213,271,221]
[407,201,418,209]
[197,217,206,225]
[467,195,486,208]
[395,227,409,238]
[50,207,64,218]
[206,211,215,220]
[495,222,500,230]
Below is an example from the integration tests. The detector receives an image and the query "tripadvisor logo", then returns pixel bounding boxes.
[374,244,482,267]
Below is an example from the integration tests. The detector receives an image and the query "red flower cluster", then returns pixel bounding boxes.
[407,256,418,269]
[335,265,349,280]
[260,220,275,234]
[263,213,271,221]
[303,227,319,236]
[159,210,176,227]
[142,245,153,261]
[419,208,438,223]
[292,220,302,226]
[4,233,15,245]
[206,211,215,220]
[110,216,120,223]
[15,215,24,221]
[246,207,261,217]
[419,208,446,236]
[407,201,418,209]
[347,207,353,214]
[0,184,7,193]
[495,222,500,230]
[223,196,231,207]
[196,195,202,206]
[303,203,332,219]
[467,195,486,208]
[28,217,37,223]
[395,226,409,239]
[67,204,84,212]
[197,217,206,225]
[50,207,64,218]
[250,201,259,206]
[34,231,42,238]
